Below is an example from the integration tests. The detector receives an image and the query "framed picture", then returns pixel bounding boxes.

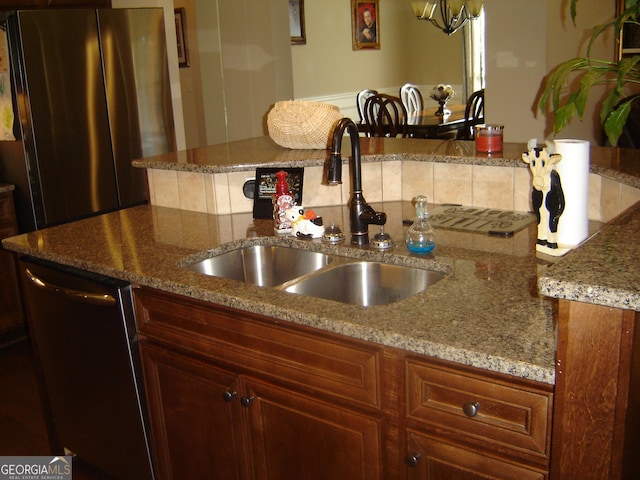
[174,8,189,68]
[352,0,380,50]
[617,0,640,59]
[289,0,306,45]
[252,167,304,219]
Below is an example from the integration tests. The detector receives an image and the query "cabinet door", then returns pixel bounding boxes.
[406,430,546,480]
[244,377,385,480]
[140,342,251,480]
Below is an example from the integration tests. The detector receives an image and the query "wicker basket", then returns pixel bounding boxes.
[267,100,343,149]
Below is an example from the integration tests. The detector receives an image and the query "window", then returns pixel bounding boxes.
[463,12,485,99]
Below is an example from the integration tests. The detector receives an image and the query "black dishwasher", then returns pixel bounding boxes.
[18,257,154,480]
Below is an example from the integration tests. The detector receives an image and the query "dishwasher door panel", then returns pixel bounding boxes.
[19,257,154,480]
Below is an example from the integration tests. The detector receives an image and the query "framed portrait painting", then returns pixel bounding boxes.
[289,0,306,45]
[174,8,189,68]
[352,0,380,50]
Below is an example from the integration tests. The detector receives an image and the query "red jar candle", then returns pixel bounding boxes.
[475,124,504,153]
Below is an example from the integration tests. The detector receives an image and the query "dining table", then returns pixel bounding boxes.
[406,103,470,139]
[357,103,479,139]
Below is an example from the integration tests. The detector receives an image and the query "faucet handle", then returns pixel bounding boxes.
[360,205,387,226]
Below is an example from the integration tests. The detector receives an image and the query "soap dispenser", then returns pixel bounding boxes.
[405,195,436,254]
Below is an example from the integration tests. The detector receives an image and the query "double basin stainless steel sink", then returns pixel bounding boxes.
[185,244,444,307]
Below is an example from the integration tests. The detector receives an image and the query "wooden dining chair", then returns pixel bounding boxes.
[400,83,423,125]
[363,94,408,138]
[458,89,485,140]
[356,89,378,123]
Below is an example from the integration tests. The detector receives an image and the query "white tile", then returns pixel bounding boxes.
[620,184,640,213]
[177,171,207,213]
[433,163,472,205]
[472,165,514,209]
[361,162,382,202]
[228,172,254,213]
[382,161,402,201]
[214,173,231,214]
[401,161,433,202]
[151,169,180,209]
[588,174,602,221]
[514,167,532,212]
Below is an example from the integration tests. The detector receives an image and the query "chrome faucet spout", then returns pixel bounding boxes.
[326,118,386,246]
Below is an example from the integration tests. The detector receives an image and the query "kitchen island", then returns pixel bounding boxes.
[4,137,640,479]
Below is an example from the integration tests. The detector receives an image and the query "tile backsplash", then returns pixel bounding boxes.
[146,161,640,224]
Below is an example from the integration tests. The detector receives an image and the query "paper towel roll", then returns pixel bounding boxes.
[553,139,590,246]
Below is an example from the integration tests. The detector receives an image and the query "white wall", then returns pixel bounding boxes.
[486,0,616,144]
[484,0,547,142]
[291,0,464,100]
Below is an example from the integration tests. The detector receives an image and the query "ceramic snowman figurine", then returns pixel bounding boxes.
[284,206,325,239]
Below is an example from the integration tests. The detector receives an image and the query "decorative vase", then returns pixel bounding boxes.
[435,99,450,117]
[429,84,455,117]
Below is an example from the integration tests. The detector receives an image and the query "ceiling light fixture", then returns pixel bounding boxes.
[411,0,484,35]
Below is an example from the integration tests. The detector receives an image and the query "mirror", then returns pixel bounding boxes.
[179,0,484,148]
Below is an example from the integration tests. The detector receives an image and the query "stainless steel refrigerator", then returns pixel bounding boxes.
[0,8,176,233]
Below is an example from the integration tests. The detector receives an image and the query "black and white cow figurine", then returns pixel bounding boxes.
[522,139,565,250]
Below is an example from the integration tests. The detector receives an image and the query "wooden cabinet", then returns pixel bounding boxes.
[404,357,552,479]
[0,189,25,345]
[551,300,640,480]
[134,286,554,479]
[406,433,546,480]
[134,287,389,480]
[0,0,111,8]
[139,343,249,479]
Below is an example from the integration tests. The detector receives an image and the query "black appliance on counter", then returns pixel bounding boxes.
[0,8,176,233]
[19,256,154,480]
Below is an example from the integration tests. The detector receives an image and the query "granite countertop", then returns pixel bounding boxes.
[538,202,640,309]
[5,137,640,386]
[3,202,557,384]
[133,135,640,311]
[134,136,640,189]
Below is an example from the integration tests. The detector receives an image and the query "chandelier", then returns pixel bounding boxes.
[411,1,484,35]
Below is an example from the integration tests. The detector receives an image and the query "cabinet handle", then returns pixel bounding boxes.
[463,401,480,417]
[24,268,116,306]
[222,391,237,402]
[240,395,254,407]
[406,453,421,467]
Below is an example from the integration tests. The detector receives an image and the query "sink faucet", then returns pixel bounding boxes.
[326,118,387,246]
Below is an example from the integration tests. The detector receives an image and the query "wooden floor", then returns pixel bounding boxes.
[0,339,115,479]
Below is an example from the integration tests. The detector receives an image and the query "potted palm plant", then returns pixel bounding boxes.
[539,0,640,146]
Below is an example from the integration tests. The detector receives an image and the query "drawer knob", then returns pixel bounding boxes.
[222,390,237,402]
[241,395,255,407]
[463,401,480,417]
[406,453,421,467]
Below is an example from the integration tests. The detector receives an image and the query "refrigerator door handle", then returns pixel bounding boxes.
[24,268,116,307]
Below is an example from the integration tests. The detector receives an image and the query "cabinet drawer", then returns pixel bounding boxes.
[406,358,552,459]
[406,430,547,480]
[134,288,382,408]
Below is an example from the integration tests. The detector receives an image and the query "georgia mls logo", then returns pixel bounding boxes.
[0,456,72,480]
